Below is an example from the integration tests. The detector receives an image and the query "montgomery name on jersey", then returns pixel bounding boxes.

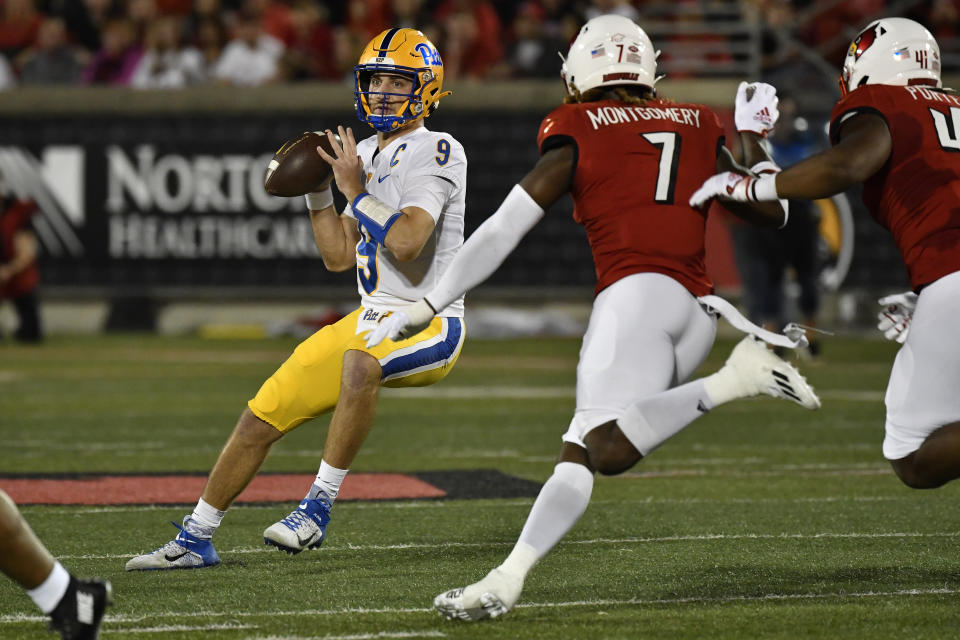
[538,98,725,296]
[830,84,960,290]
[344,127,467,316]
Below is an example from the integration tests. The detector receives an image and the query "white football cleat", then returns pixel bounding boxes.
[434,568,523,621]
[125,520,220,571]
[723,336,821,409]
[263,496,331,554]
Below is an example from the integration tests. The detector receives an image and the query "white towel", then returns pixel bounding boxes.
[698,294,809,349]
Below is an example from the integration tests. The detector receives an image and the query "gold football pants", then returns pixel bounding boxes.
[249,308,465,432]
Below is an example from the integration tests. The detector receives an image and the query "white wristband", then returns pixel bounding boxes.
[305,187,334,211]
[750,160,781,175]
[747,168,788,229]
[752,174,779,201]
[407,298,437,326]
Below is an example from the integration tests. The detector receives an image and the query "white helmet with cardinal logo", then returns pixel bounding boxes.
[839,17,940,96]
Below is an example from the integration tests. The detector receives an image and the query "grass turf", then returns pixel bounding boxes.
[1,334,958,639]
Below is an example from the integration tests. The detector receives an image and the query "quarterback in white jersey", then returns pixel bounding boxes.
[346,127,466,318]
[126,28,467,572]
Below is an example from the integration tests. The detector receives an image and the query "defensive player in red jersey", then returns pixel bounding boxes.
[367,15,820,620]
[691,17,960,491]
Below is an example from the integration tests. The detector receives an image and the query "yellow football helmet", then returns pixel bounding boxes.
[354,28,451,132]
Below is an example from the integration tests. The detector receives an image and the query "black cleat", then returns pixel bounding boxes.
[48,577,112,640]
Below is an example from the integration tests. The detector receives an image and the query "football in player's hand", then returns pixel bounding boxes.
[264,131,339,197]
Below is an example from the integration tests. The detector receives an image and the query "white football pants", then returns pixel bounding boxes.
[563,272,717,447]
[883,269,960,460]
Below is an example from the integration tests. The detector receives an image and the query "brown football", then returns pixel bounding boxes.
[263,131,339,197]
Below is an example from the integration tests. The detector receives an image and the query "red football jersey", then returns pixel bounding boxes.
[829,84,960,290]
[0,198,40,299]
[537,99,724,296]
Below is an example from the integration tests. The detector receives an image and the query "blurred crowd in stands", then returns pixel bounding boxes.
[0,0,956,90]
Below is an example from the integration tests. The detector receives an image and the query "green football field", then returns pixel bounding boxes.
[2,334,959,639]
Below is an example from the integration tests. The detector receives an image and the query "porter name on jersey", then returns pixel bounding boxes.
[904,85,960,106]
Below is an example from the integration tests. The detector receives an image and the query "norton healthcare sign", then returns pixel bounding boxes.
[0,113,338,291]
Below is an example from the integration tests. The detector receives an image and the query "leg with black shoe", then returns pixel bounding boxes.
[0,490,110,639]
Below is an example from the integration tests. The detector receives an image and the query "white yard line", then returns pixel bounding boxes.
[818,389,886,401]
[248,632,445,640]
[515,587,960,609]
[53,530,960,561]
[48,493,917,517]
[8,440,170,451]
[3,588,956,627]
[111,623,257,633]
[381,386,574,399]
[380,386,886,402]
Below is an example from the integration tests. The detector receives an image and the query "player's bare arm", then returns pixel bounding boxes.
[299,162,359,271]
[706,81,786,227]
[738,131,773,169]
[382,206,436,261]
[308,206,360,272]
[518,144,576,209]
[692,112,892,209]
[775,113,891,200]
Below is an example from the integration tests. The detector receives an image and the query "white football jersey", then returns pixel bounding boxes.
[344,127,466,317]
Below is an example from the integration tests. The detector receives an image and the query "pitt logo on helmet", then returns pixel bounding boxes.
[354,28,451,133]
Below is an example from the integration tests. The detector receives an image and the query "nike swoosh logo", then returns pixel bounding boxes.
[297,532,319,547]
[377,174,390,183]
[164,550,190,562]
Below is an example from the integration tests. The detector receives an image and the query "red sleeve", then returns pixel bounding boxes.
[703,105,726,156]
[705,106,724,134]
[829,85,894,144]
[537,105,578,155]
